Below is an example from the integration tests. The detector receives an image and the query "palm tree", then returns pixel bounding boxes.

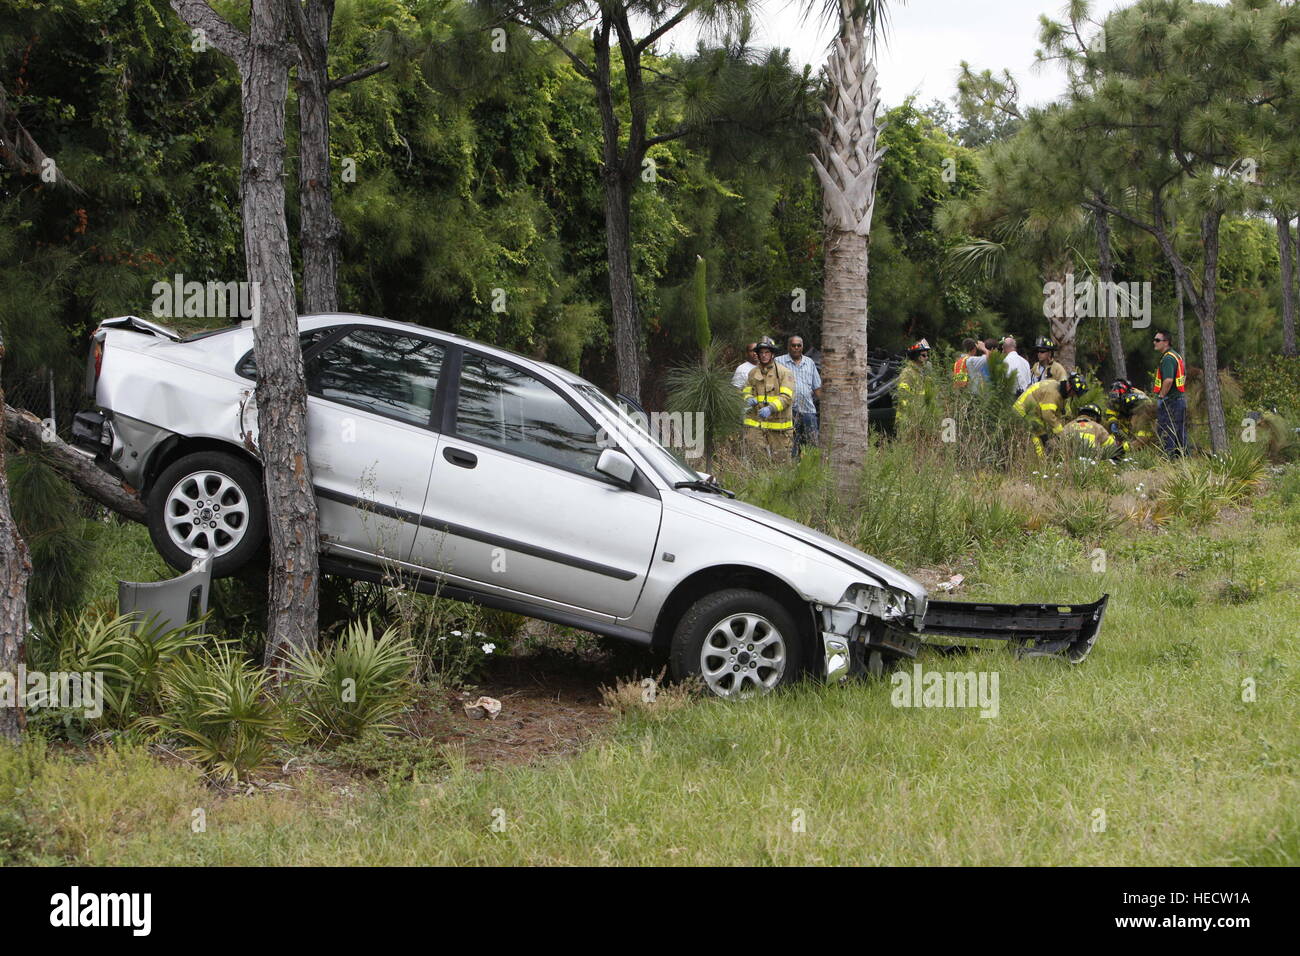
[809,0,895,497]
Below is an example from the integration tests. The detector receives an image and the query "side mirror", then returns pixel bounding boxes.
[595,448,636,486]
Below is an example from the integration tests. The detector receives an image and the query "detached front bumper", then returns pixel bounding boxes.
[819,591,1110,679]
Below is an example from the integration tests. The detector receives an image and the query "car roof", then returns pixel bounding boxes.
[298,313,586,386]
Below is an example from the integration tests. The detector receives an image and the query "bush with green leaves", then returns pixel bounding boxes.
[139,643,286,783]
[24,610,206,735]
[7,453,96,617]
[286,619,417,742]
[1237,355,1300,420]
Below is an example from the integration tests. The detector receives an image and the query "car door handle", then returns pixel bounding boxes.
[443,447,477,469]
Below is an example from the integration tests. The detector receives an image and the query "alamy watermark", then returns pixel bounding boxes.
[152,274,261,323]
[890,664,999,718]
[597,410,705,460]
[0,667,105,719]
[1043,275,1151,329]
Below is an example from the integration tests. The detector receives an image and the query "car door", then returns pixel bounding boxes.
[304,327,446,569]
[409,349,662,618]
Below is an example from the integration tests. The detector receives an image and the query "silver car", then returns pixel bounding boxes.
[77,314,1106,698]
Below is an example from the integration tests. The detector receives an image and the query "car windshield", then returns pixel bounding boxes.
[575,384,700,484]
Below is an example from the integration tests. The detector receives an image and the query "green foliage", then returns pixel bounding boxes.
[286,619,417,742]
[663,339,743,471]
[319,729,446,780]
[1238,355,1300,419]
[1157,446,1266,526]
[7,453,96,617]
[140,643,286,782]
[692,255,710,353]
[25,610,206,733]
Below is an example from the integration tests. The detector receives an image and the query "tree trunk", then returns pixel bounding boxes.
[593,19,642,404]
[1044,260,1079,369]
[601,169,643,405]
[0,333,31,743]
[296,0,340,315]
[1285,215,1299,358]
[3,405,146,522]
[243,0,320,668]
[1196,211,1228,453]
[1095,207,1126,380]
[811,12,884,499]
[1176,278,1186,356]
[821,230,871,497]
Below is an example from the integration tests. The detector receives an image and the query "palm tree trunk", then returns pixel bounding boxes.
[811,10,885,498]
[821,231,871,492]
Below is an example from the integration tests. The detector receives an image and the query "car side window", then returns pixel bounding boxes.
[305,329,444,427]
[455,353,601,473]
[236,326,339,379]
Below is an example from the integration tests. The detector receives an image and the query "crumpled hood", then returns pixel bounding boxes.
[690,494,928,601]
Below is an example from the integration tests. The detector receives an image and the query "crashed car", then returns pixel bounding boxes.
[75,314,1108,698]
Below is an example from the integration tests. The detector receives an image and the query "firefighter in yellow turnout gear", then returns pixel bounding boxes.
[1105,379,1157,453]
[742,337,795,457]
[1013,370,1085,457]
[1062,405,1122,460]
[895,339,932,430]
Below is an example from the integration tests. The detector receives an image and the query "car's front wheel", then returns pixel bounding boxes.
[148,451,266,576]
[669,588,806,699]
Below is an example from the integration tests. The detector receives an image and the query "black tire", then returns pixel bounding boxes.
[147,450,266,577]
[669,588,807,698]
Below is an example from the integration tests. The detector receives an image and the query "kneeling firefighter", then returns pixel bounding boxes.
[1014,369,1086,457]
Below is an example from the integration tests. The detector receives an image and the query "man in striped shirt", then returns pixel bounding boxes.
[776,335,822,459]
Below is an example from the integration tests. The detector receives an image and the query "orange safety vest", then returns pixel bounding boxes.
[953,355,969,388]
[1154,349,1186,394]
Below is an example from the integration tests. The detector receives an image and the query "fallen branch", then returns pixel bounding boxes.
[3,404,146,523]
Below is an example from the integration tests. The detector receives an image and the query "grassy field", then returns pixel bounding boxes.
[4,450,1297,865]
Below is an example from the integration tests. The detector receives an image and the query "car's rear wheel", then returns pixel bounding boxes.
[669,588,806,699]
[148,451,266,576]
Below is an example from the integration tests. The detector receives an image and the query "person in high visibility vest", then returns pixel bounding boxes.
[1030,336,1068,384]
[953,339,977,389]
[1063,404,1122,460]
[1152,328,1187,456]
[742,336,795,458]
[1105,379,1157,453]
[895,339,932,430]
[1013,369,1085,457]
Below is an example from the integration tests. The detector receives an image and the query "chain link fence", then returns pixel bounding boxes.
[3,365,90,442]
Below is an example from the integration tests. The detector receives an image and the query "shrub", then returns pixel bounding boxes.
[24,610,206,733]
[7,452,96,616]
[140,642,285,782]
[319,729,445,780]
[286,619,416,742]
[1237,355,1300,419]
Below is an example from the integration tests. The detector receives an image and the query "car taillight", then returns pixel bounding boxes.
[93,340,103,380]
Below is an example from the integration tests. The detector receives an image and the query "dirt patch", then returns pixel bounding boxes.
[403,653,619,771]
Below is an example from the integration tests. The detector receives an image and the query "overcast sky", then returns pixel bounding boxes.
[668,0,1131,110]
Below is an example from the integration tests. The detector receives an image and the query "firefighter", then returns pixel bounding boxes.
[1013,369,1086,457]
[895,339,931,428]
[742,336,795,458]
[1030,336,1068,384]
[1105,379,1157,453]
[1063,404,1121,460]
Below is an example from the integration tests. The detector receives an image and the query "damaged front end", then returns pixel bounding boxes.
[818,582,1110,681]
[818,582,926,682]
